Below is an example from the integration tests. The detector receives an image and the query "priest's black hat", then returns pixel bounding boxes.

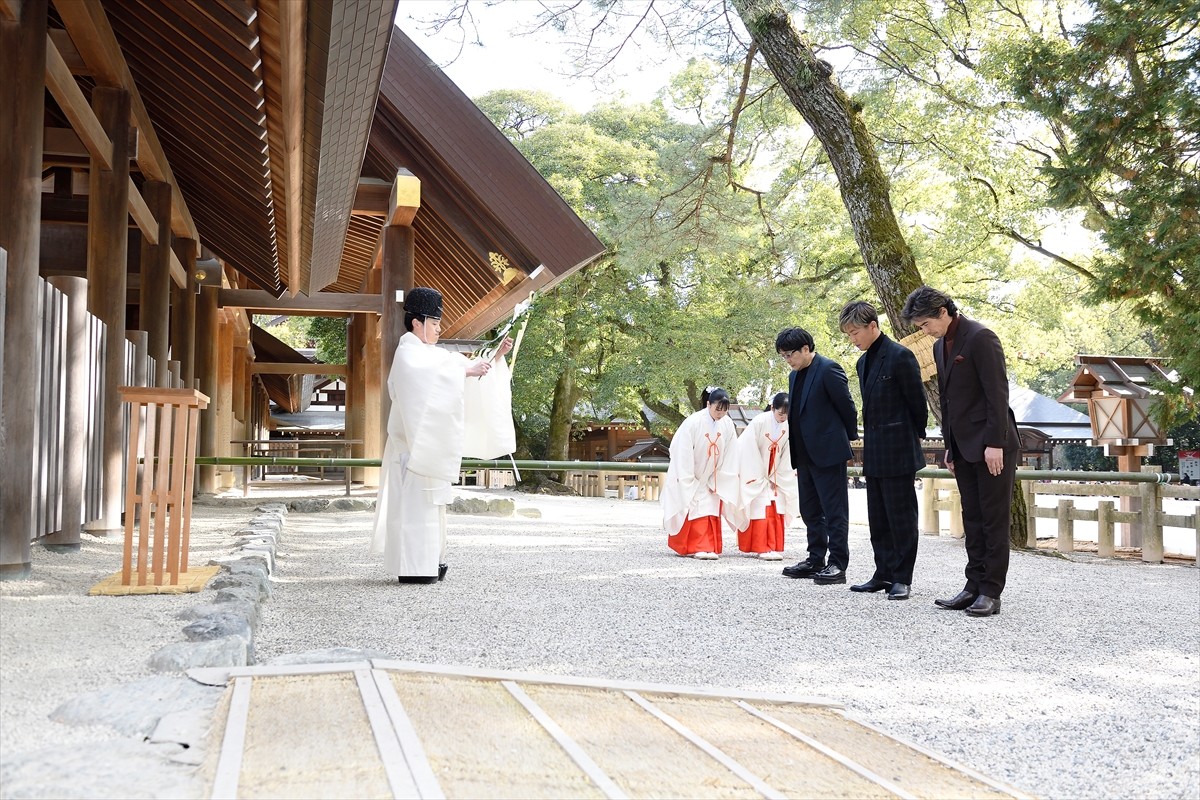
[404,287,443,319]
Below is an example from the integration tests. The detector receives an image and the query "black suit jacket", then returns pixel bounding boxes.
[788,353,859,468]
[856,334,927,477]
[933,316,1019,462]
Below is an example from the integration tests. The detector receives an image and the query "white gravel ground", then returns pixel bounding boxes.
[2,487,1198,799]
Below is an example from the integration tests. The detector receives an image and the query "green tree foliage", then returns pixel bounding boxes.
[806,0,1198,420]
[253,315,309,348]
[1001,0,1199,420]
[477,89,804,455]
[307,316,347,365]
[462,2,1194,465]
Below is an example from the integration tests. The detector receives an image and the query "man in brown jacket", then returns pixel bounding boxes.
[902,287,1019,617]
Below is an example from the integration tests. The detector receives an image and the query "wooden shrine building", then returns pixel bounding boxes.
[0,1,605,578]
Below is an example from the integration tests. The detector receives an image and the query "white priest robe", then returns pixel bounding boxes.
[660,409,739,541]
[370,332,513,577]
[729,411,799,536]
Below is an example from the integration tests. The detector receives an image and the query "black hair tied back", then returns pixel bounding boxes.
[703,386,731,410]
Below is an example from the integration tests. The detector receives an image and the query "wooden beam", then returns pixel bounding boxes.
[353,178,391,216]
[54,0,200,245]
[218,288,382,315]
[43,125,136,160]
[44,33,112,171]
[251,362,348,376]
[0,0,20,23]
[388,170,421,227]
[48,28,87,74]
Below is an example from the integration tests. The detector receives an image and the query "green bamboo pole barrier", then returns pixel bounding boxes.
[185,456,1182,484]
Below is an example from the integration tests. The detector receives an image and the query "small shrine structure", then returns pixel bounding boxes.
[1058,354,1176,545]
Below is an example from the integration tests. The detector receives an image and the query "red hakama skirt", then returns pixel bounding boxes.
[668,513,723,555]
[738,501,785,553]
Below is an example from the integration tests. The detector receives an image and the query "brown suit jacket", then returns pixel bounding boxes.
[933,316,1019,463]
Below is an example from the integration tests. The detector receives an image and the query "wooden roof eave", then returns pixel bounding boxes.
[293,0,398,297]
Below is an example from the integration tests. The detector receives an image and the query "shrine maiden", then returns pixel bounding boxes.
[661,387,738,559]
[370,287,513,584]
[731,393,799,560]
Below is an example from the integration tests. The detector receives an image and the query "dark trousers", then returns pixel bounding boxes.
[952,452,1016,598]
[796,462,849,570]
[865,474,919,584]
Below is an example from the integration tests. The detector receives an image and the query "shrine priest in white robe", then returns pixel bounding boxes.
[370,287,514,584]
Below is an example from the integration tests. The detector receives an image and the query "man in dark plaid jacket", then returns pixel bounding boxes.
[840,301,928,601]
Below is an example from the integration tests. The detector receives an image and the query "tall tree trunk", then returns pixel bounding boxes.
[545,308,583,480]
[733,0,925,338]
[734,0,945,413]
[546,367,577,466]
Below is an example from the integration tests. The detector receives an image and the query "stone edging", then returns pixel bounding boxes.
[146,503,288,673]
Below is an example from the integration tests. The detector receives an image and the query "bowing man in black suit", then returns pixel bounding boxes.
[839,301,928,601]
[776,327,860,585]
[902,286,1019,618]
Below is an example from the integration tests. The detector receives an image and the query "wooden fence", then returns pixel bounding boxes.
[564,470,663,501]
[922,468,1200,562]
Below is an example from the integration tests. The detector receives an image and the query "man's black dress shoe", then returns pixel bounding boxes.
[438,563,448,582]
[887,583,911,600]
[398,575,438,585]
[965,595,1001,617]
[934,590,977,610]
[812,565,847,585]
[850,578,892,593]
[782,559,823,579]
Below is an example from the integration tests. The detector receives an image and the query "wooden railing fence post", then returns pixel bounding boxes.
[1057,499,1073,553]
[1097,500,1115,557]
[948,484,964,539]
[1023,480,1037,548]
[920,477,938,535]
[1140,466,1163,563]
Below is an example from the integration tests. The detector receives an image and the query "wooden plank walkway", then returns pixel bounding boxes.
[190,661,1031,800]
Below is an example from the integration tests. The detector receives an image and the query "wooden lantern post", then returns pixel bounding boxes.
[1059,355,1175,547]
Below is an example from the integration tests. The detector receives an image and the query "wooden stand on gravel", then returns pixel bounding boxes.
[119,387,209,586]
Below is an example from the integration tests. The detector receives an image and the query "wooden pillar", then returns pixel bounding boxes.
[380,225,414,441]
[1114,447,1146,547]
[1139,465,1163,563]
[44,277,89,550]
[127,330,148,386]
[232,343,246,424]
[87,86,132,533]
[377,171,420,470]
[363,312,382,488]
[0,0,47,578]
[347,314,365,484]
[217,312,234,487]
[139,181,172,386]
[195,286,218,494]
[171,238,197,386]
